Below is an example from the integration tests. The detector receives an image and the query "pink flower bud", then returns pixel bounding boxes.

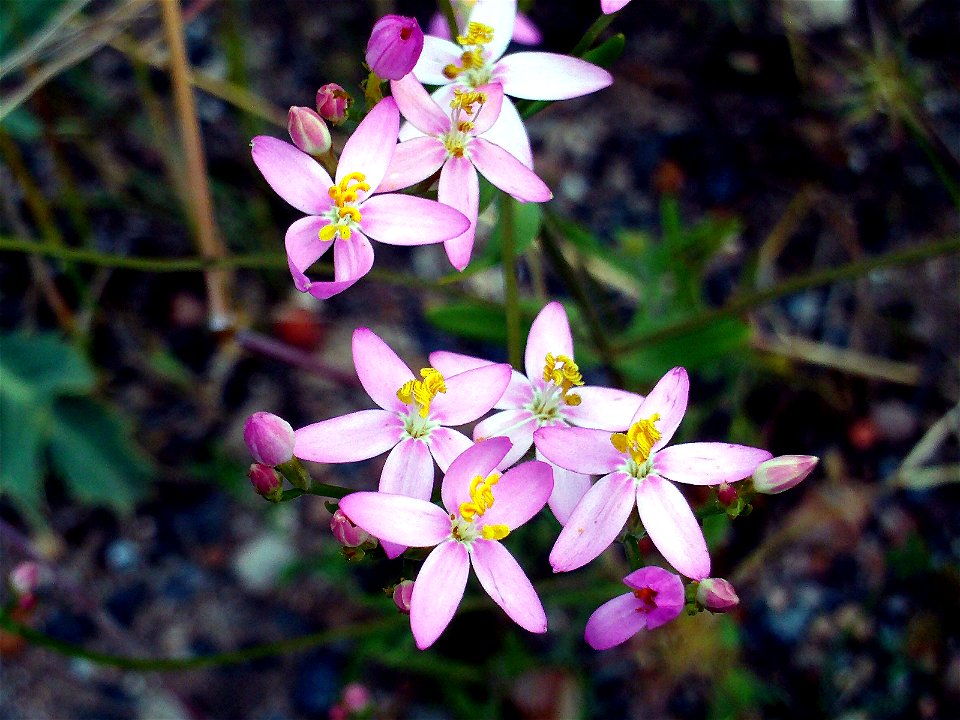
[243,411,295,466]
[10,562,39,596]
[365,15,424,81]
[287,106,332,156]
[248,463,283,500]
[696,577,740,612]
[752,455,818,494]
[717,482,738,506]
[342,683,370,713]
[316,83,352,125]
[330,508,371,548]
[392,579,414,614]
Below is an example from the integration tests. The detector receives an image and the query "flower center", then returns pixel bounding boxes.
[524,353,585,427]
[449,471,510,543]
[320,172,369,242]
[442,21,495,87]
[611,414,661,478]
[396,367,446,439]
[440,89,488,158]
[632,586,658,613]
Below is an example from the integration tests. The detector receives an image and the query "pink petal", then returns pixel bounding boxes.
[525,302,574,386]
[584,593,648,650]
[537,450,592,525]
[549,471,635,572]
[654,443,773,486]
[410,541,470,649]
[471,539,547,633]
[467,0,515,63]
[496,53,613,101]
[479,459,553,530]
[250,136,333,215]
[497,370,535,409]
[337,97,399,193]
[470,83,505,136]
[563,385,645,431]
[636,475,710,580]
[426,427,473,472]
[440,436,512,516]
[437,156,479,271]
[533,426,622,476]
[470,138,552,202]
[480,98,533,168]
[622,566,685,630]
[306,232,374,300]
[601,0,633,13]
[377,137,446,193]
[428,350,495,376]
[398,120,427,142]
[284,216,333,293]
[473,409,537,468]
[351,327,413,413]
[634,366,689,451]
[430,363,512,425]
[379,439,435,500]
[294,410,401,462]
[389,74,449,136]
[338,492,449,547]
[413,36,462,86]
[512,13,542,45]
[360,193,469,245]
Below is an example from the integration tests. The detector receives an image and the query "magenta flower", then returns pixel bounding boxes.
[339,437,553,649]
[251,98,469,299]
[601,0,633,13]
[584,566,684,650]
[431,302,643,524]
[294,328,511,556]
[413,1,612,167]
[366,15,424,81]
[316,83,352,125]
[536,367,773,579]
[380,76,552,270]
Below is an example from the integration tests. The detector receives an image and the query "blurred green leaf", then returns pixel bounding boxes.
[426,302,510,344]
[1,332,95,401]
[475,197,543,268]
[583,32,626,69]
[49,396,153,513]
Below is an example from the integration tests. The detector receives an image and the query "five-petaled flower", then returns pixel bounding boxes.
[536,366,772,579]
[339,437,553,649]
[413,1,612,168]
[293,327,511,557]
[584,566,684,650]
[431,302,643,524]
[380,77,552,270]
[251,97,469,299]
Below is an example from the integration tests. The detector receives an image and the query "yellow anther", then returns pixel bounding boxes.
[396,367,447,418]
[459,472,500,520]
[611,413,662,464]
[451,89,487,114]
[481,524,510,541]
[456,120,475,133]
[338,206,361,223]
[442,64,461,80]
[457,22,494,47]
[542,353,584,406]
[319,224,338,242]
[328,172,370,208]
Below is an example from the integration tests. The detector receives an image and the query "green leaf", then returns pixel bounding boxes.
[583,32,626,68]
[48,396,153,513]
[0,400,46,524]
[426,302,510,345]
[476,197,543,268]
[0,332,94,402]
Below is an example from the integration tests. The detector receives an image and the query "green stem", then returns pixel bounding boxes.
[611,235,960,355]
[437,0,460,38]
[279,483,353,502]
[571,11,618,57]
[499,194,523,368]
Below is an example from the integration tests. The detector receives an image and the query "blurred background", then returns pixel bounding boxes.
[1,0,958,718]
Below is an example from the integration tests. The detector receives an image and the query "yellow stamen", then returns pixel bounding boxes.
[611,414,662,464]
[328,172,370,208]
[443,23,493,80]
[451,89,487,116]
[319,224,338,242]
[338,206,361,223]
[459,472,500,520]
[456,22,494,47]
[542,353,584,406]
[396,367,447,418]
[481,524,510,540]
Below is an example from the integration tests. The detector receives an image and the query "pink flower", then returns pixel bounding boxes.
[584,566,684,650]
[380,76,551,270]
[366,15,424,81]
[339,438,553,649]
[244,411,295,466]
[536,367,773,578]
[427,4,542,46]
[316,83,352,125]
[251,98,469,299]
[601,0,633,13]
[751,454,818,494]
[330,508,372,548]
[431,302,643,524]
[294,328,512,557]
[413,1,612,167]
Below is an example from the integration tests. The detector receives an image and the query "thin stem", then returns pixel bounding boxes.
[611,235,960,355]
[571,11,618,57]
[437,0,460,38]
[159,0,232,332]
[499,194,523,368]
[280,483,354,502]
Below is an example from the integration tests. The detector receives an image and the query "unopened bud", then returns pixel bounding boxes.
[248,463,283,501]
[243,411,295,467]
[696,577,740,612]
[316,83,352,125]
[752,455,818,494]
[392,579,414,614]
[287,106,332,156]
[717,482,738,506]
[330,508,371,548]
[365,15,424,81]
